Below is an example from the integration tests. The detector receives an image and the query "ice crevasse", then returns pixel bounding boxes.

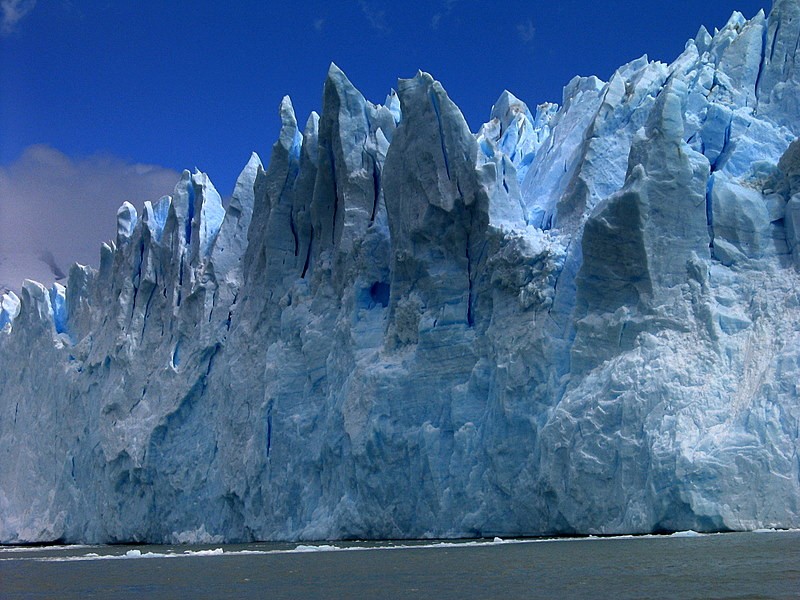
[2,1,800,544]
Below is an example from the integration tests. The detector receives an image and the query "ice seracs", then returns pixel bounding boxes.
[1,2,800,544]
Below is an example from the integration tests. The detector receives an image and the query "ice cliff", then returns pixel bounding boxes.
[2,1,800,544]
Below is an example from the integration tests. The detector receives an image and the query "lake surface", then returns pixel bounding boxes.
[1,530,799,599]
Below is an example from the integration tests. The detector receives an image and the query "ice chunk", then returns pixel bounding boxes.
[116,201,137,242]
[0,291,20,330]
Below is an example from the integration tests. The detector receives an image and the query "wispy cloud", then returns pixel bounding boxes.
[1,0,36,35]
[517,18,536,44]
[431,0,459,30]
[313,17,325,32]
[0,145,181,292]
[358,0,389,33]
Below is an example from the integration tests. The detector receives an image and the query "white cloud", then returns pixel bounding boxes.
[1,0,36,35]
[431,1,460,31]
[358,0,389,33]
[0,145,181,292]
[517,18,536,44]
[313,17,325,32]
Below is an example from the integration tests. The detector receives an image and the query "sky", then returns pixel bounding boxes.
[0,0,773,292]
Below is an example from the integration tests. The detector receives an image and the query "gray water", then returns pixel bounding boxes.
[1,531,798,599]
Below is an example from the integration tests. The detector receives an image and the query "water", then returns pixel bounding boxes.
[1,531,798,599]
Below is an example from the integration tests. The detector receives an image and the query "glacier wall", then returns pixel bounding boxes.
[2,1,800,543]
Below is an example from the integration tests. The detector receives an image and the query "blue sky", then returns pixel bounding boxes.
[0,0,773,290]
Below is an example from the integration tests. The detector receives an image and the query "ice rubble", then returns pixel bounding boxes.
[2,2,800,544]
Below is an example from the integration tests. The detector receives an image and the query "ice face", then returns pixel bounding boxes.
[2,3,800,544]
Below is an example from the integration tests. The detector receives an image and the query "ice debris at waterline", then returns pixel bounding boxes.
[2,2,800,545]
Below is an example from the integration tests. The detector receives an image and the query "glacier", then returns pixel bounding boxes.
[2,1,800,544]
